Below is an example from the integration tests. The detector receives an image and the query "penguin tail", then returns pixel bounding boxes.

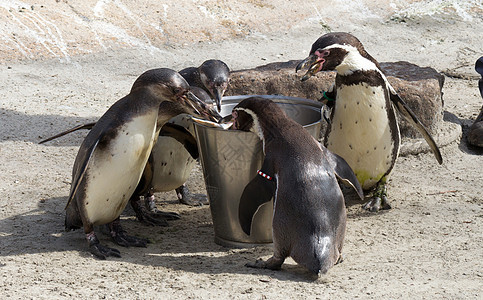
[64,201,82,231]
[297,236,335,276]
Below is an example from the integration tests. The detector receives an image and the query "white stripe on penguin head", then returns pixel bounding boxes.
[234,107,265,154]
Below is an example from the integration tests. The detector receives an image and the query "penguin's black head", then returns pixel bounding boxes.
[296,32,379,81]
[131,68,221,122]
[190,86,213,105]
[199,59,230,112]
[231,97,286,141]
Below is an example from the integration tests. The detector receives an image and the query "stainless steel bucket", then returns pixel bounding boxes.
[194,95,322,247]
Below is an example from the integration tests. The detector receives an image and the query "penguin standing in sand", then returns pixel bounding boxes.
[233,97,363,275]
[65,68,220,259]
[41,60,231,225]
[147,59,231,208]
[296,32,442,211]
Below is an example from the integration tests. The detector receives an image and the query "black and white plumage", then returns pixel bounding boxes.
[136,60,231,209]
[179,59,230,112]
[40,69,225,224]
[233,97,363,275]
[64,68,220,259]
[296,32,442,211]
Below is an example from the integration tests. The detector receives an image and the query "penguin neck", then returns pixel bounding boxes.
[334,47,378,76]
[156,101,190,129]
[254,116,293,154]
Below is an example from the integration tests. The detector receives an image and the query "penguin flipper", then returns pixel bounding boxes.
[389,89,443,164]
[159,123,199,159]
[324,147,364,200]
[39,122,96,144]
[238,162,276,236]
[65,137,100,210]
[476,56,483,98]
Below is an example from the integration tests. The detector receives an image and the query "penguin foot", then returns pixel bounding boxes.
[336,254,344,265]
[86,232,121,260]
[245,259,269,269]
[131,195,180,226]
[362,185,391,212]
[108,220,149,248]
[89,243,122,260]
[111,231,149,248]
[136,209,179,226]
[176,185,209,206]
[362,196,391,212]
[467,107,483,148]
[245,256,283,271]
[144,195,181,220]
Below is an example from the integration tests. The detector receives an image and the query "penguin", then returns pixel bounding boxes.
[232,97,364,275]
[40,73,227,225]
[295,32,443,212]
[467,56,483,148]
[151,61,231,207]
[179,59,230,112]
[131,86,213,224]
[64,68,220,259]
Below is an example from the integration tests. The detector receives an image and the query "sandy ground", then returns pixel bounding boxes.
[1,1,482,299]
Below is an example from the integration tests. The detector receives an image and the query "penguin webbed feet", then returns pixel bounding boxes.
[362,184,391,212]
[86,231,121,260]
[131,194,180,226]
[245,256,284,271]
[108,219,149,248]
[176,185,209,206]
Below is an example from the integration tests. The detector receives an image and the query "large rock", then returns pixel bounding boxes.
[226,60,444,138]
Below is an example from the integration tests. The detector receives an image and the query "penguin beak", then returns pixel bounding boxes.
[213,87,223,112]
[185,91,222,122]
[189,110,233,129]
[219,114,233,124]
[296,54,324,82]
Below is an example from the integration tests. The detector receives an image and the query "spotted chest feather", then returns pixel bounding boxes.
[326,82,399,189]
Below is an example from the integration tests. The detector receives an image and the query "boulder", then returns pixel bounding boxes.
[226,60,444,138]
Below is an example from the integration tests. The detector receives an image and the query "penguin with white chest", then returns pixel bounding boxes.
[41,61,231,224]
[232,97,363,275]
[144,60,231,208]
[296,32,443,211]
[64,68,220,259]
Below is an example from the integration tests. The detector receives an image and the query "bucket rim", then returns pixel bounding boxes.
[194,94,323,131]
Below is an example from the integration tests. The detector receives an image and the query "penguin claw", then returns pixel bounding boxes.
[108,220,150,247]
[381,195,391,210]
[175,185,209,206]
[137,210,178,227]
[362,195,391,212]
[245,259,267,269]
[111,230,149,248]
[245,257,283,271]
[363,197,381,212]
[153,211,181,220]
[179,193,209,206]
[89,243,121,260]
[363,184,391,212]
[132,195,179,226]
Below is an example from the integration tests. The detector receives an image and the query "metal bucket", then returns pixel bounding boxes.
[194,95,322,247]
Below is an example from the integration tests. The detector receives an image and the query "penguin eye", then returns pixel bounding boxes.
[322,50,330,57]
[173,87,184,96]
